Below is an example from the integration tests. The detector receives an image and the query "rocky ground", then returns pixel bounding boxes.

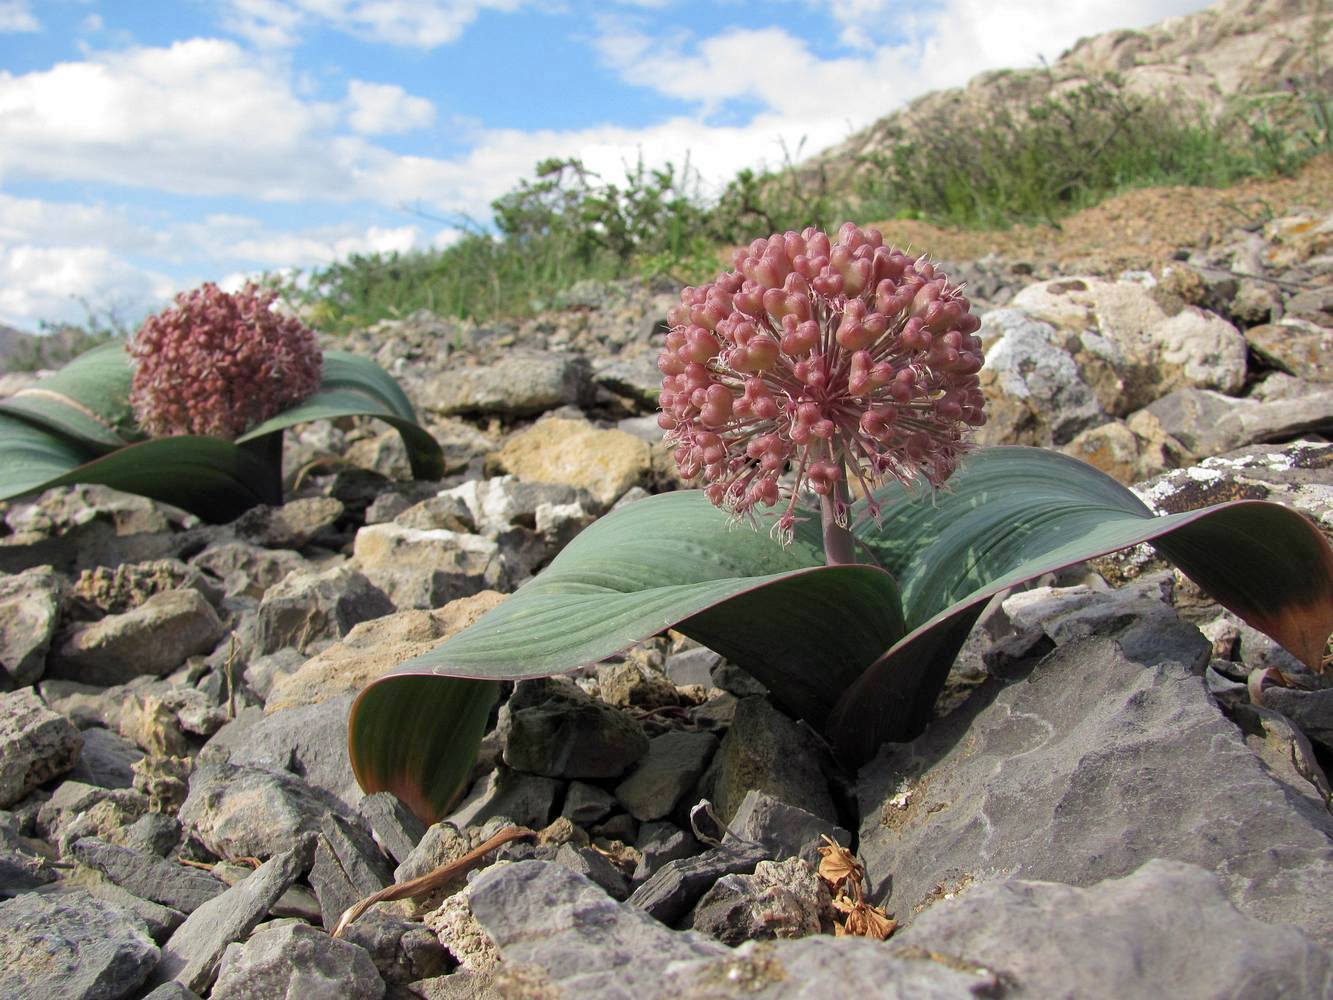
[1,180,1332,998]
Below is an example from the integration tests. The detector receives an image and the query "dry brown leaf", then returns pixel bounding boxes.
[840,900,898,941]
[816,834,862,893]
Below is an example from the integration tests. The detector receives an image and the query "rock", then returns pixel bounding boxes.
[48,589,225,686]
[493,418,653,507]
[1260,686,1333,753]
[469,861,727,987]
[37,678,126,729]
[690,857,832,945]
[46,866,185,941]
[1247,319,1333,382]
[263,591,505,712]
[233,497,344,549]
[69,559,222,616]
[1011,275,1248,405]
[421,352,590,417]
[308,812,394,931]
[211,920,385,999]
[394,817,516,914]
[709,662,768,698]
[140,984,202,1000]
[1060,417,1181,483]
[2,808,57,897]
[975,309,1106,446]
[857,637,1333,944]
[891,860,1333,998]
[614,731,718,822]
[437,477,581,535]
[189,541,309,600]
[244,563,395,657]
[632,820,700,884]
[352,523,503,609]
[554,842,632,900]
[0,887,159,1000]
[628,843,772,926]
[339,909,449,985]
[69,837,226,913]
[561,781,617,826]
[725,790,851,867]
[470,860,991,997]
[0,687,82,807]
[152,836,314,994]
[36,780,146,846]
[0,565,61,687]
[394,492,476,533]
[178,762,348,861]
[664,647,721,688]
[502,678,649,780]
[445,767,561,831]
[358,790,427,865]
[69,726,144,790]
[425,885,500,974]
[1142,384,1333,459]
[597,657,680,709]
[122,812,183,857]
[701,696,836,825]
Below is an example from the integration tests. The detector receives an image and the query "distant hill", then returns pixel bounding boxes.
[810,0,1330,187]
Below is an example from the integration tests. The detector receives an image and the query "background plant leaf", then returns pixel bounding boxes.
[348,490,905,821]
[825,447,1333,764]
[0,340,134,448]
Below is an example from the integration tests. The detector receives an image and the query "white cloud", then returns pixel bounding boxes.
[222,0,527,49]
[0,245,176,331]
[0,0,37,33]
[344,80,435,134]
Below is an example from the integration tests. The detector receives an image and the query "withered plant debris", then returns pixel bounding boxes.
[817,834,897,940]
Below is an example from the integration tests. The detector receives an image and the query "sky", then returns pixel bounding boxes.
[0,0,1217,334]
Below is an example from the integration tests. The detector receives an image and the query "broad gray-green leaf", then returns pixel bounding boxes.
[824,447,1333,764]
[348,490,905,821]
[0,340,134,448]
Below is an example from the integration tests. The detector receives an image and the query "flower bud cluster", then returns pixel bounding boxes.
[658,223,986,538]
[129,282,323,440]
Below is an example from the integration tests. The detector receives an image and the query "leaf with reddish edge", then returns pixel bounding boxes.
[827,447,1333,765]
[347,489,905,822]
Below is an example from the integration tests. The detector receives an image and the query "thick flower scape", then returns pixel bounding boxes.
[658,223,986,538]
[129,282,323,440]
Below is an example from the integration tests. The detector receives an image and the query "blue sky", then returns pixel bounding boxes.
[0,0,1214,333]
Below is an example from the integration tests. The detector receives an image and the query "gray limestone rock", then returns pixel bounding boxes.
[1143,384,1333,458]
[690,857,832,945]
[352,522,502,610]
[420,352,590,417]
[615,730,718,821]
[554,842,631,900]
[857,636,1333,945]
[664,647,722,688]
[232,497,344,550]
[0,687,82,807]
[178,761,350,861]
[725,790,851,867]
[41,867,185,942]
[358,789,427,865]
[308,812,394,931]
[152,836,315,994]
[244,563,394,657]
[0,564,61,687]
[69,725,144,790]
[48,589,225,685]
[70,837,226,913]
[700,696,836,825]
[561,780,617,826]
[628,842,771,926]
[0,887,159,1000]
[202,695,363,809]
[444,766,560,831]
[211,920,385,999]
[890,860,1333,999]
[502,679,649,780]
[339,909,450,985]
[189,541,309,601]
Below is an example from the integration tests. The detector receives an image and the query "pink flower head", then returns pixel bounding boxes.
[657,224,986,540]
[129,282,323,440]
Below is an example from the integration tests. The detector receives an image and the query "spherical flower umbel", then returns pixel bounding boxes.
[657,223,986,541]
[129,282,323,440]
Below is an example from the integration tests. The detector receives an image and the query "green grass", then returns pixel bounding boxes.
[265,71,1330,335]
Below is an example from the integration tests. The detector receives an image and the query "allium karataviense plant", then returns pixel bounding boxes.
[346,227,1333,826]
[129,282,323,440]
[0,284,442,523]
[658,224,984,562]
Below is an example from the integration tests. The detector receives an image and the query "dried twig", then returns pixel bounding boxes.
[331,825,535,938]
